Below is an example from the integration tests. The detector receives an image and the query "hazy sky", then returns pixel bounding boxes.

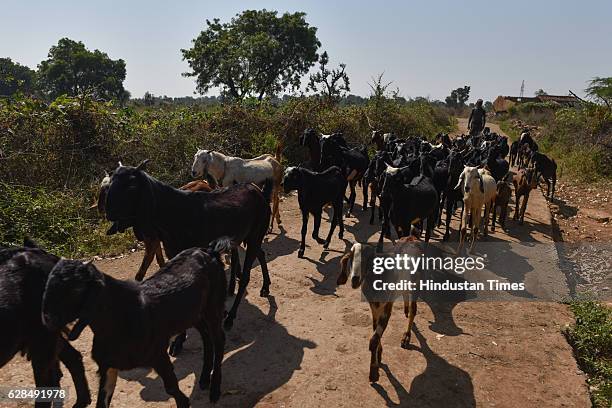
[2,0,611,102]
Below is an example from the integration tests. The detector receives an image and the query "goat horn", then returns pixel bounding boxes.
[136,159,150,170]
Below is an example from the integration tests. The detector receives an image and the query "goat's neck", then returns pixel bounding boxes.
[206,152,227,183]
[89,274,141,332]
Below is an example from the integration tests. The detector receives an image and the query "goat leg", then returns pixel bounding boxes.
[323,206,339,248]
[225,245,258,330]
[96,367,118,408]
[401,300,417,349]
[135,238,159,281]
[312,212,326,245]
[298,211,309,258]
[256,249,271,297]
[58,338,91,408]
[168,332,187,357]
[153,355,190,408]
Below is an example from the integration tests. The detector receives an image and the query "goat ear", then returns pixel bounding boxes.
[68,265,104,341]
[454,172,464,191]
[136,159,150,170]
[337,252,352,286]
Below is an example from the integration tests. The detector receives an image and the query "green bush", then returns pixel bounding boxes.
[0,94,455,256]
[566,301,612,407]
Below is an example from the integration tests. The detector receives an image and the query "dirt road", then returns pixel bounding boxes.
[0,122,591,407]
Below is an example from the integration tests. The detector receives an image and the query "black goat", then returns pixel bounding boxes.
[485,145,510,182]
[42,240,231,406]
[364,151,392,225]
[531,151,557,200]
[283,166,347,258]
[377,161,439,251]
[0,241,90,408]
[319,133,369,214]
[438,151,464,241]
[509,140,519,166]
[103,162,271,332]
[300,128,323,170]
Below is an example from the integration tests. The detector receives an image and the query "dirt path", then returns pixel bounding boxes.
[0,122,591,407]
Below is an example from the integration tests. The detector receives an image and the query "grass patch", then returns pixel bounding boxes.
[566,300,612,407]
[0,183,135,258]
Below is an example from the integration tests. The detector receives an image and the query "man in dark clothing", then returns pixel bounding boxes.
[468,99,486,136]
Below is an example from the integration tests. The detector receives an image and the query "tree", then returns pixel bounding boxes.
[0,58,36,97]
[307,51,349,103]
[445,86,470,107]
[37,38,127,101]
[182,9,320,101]
[484,101,494,112]
[586,77,612,110]
[534,89,548,96]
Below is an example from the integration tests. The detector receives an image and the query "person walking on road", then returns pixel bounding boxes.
[468,99,487,136]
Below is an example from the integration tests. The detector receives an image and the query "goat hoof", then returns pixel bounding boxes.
[260,287,270,297]
[369,367,380,383]
[323,240,330,249]
[401,333,412,349]
[297,249,305,258]
[73,396,92,408]
[338,232,344,240]
[314,237,325,244]
[223,317,234,331]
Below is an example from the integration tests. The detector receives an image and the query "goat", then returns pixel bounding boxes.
[97,175,214,281]
[531,152,557,200]
[0,241,91,408]
[191,148,282,232]
[300,128,323,170]
[319,133,369,215]
[438,151,464,241]
[42,239,232,406]
[512,167,539,224]
[509,140,519,166]
[364,151,392,225]
[104,161,271,332]
[455,166,496,254]
[491,177,512,232]
[282,166,347,258]
[337,234,421,382]
[376,160,438,251]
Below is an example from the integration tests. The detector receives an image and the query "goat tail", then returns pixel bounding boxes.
[261,178,274,204]
[275,139,283,163]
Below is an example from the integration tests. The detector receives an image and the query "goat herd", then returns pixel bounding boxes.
[0,125,558,407]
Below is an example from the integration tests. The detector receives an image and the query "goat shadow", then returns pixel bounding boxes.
[119,296,316,407]
[371,325,476,407]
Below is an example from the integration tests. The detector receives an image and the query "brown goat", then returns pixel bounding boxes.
[512,168,538,224]
[491,178,512,231]
[337,235,421,382]
[96,177,214,281]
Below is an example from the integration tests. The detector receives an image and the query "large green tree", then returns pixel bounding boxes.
[182,9,320,100]
[0,58,36,97]
[37,38,127,101]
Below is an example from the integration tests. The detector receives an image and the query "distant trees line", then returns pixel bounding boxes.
[1,8,609,111]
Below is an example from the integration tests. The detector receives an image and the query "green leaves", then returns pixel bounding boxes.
[37,38,127,102]
[182,9,320,101]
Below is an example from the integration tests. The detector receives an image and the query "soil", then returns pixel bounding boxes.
[0,120,593,407]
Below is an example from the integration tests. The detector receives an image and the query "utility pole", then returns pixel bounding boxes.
[520,80,525,99]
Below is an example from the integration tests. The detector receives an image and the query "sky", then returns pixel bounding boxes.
[2,0,611,102]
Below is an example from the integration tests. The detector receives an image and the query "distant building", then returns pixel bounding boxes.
[493,94,579,113]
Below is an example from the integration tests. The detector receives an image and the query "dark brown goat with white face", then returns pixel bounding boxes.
[103,162,271,333]
[0,242,91,408]
[42,240,231,407]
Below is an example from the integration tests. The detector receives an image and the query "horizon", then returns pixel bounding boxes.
[2,0,611,102]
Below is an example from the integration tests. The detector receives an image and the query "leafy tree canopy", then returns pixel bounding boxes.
[445,85,470,107]
[37,38,127,102]
[535,88,548,96]
[182,9,320,101]
[307,51,350,103]
[0,58,36,97]
[586,77,612,109]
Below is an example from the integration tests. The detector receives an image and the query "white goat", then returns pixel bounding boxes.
[455,166,497,253]
[191,149,282,232]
